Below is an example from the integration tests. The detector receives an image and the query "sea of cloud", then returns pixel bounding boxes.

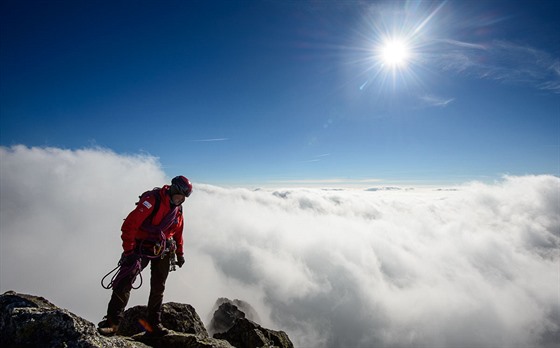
[1,145,558,347]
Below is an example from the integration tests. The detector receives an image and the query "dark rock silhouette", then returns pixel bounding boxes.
[214,318,294,348]
[208,298,293,348]
[1,291,293,348]
[208,298,260,335]
[209,301,246,336]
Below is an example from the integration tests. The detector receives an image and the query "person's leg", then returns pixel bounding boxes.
[99,256,149,335]
[146,253,171,335]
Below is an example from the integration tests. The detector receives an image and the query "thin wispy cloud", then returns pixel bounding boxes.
[439,38,487,50]
[190,138,230,142]
[299,153,331,164]
[435,39,560,93]
[419,94,455,107]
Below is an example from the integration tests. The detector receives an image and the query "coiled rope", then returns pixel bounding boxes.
[101,256,144,290]
[101,231,173,290]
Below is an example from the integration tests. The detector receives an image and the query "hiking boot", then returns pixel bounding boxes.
[97,317,119,336]
[145,323,169,337]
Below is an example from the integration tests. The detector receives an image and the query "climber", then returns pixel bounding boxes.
[98,176,192,337]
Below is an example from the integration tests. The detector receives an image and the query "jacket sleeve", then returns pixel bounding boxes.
[121,195,156,253]
[173,215,185,256]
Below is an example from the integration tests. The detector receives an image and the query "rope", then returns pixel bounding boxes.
[101,257,143,290]
[101,232,176,290]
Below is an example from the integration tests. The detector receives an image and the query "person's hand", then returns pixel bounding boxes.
[120,252,139,266]
[176,255,185,268]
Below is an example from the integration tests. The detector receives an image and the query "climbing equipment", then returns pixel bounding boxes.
[101,253,143,290]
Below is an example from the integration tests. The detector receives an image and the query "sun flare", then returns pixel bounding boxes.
[379,38,410,68]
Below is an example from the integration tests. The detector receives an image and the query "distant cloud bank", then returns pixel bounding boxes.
[1,146,558,348]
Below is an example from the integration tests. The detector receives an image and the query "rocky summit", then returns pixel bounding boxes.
[214,318,294,348]
[209,298,293,348]
[208,298,261,336]
[0,291,293,348]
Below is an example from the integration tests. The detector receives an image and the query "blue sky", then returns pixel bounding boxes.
[1,0,558,187]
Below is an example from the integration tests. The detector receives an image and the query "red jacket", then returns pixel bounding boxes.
[121,185,184,256]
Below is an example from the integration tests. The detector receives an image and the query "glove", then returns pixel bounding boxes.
[120,252,139,266]
[176,255,185,268]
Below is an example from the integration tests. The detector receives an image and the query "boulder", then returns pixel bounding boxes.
[208,298,293,348]
[208,301,245,335]
[0,291,146,348]
[208,298,261,335]
[118,302,208,338]
[214,318,294,348]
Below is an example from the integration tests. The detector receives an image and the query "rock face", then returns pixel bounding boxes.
[208,298,261,336]
[209,301,246,335]
[214,318,294,348]
[209,298,293,348]
[1,291,293,348]
[0,291,147,348]
[118,302,208,338]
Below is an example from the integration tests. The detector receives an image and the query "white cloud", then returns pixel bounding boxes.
[1,146,559,347]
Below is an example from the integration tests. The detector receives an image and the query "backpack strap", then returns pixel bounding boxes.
[137,188,161,224]
[147,188,161,223]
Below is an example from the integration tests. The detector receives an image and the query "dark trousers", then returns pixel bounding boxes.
[106,253,171,325]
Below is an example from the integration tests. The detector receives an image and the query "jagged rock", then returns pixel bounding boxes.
[209,298,293,348]
[209,302,245,335]
[1,291,293,348]
[118,302,208,338]
[0,291,147,348]
[0,291,230,348]
[214,318,294,348]
[134,331,233,348]
[208,298,261,335]
[209,302,244,335]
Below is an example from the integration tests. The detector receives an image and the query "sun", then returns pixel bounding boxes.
[355,1,447,92]
[379,38,411,69]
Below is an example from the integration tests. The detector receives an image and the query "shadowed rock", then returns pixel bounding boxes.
[208,298,293,348]
[0,291,146,348]
[134,332,233,348]
[1,291,292,348]
[118,303,208,338]
[208,298,261,336]
[214,318,294,348]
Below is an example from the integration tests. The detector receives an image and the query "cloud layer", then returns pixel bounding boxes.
[1,146,558,347]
